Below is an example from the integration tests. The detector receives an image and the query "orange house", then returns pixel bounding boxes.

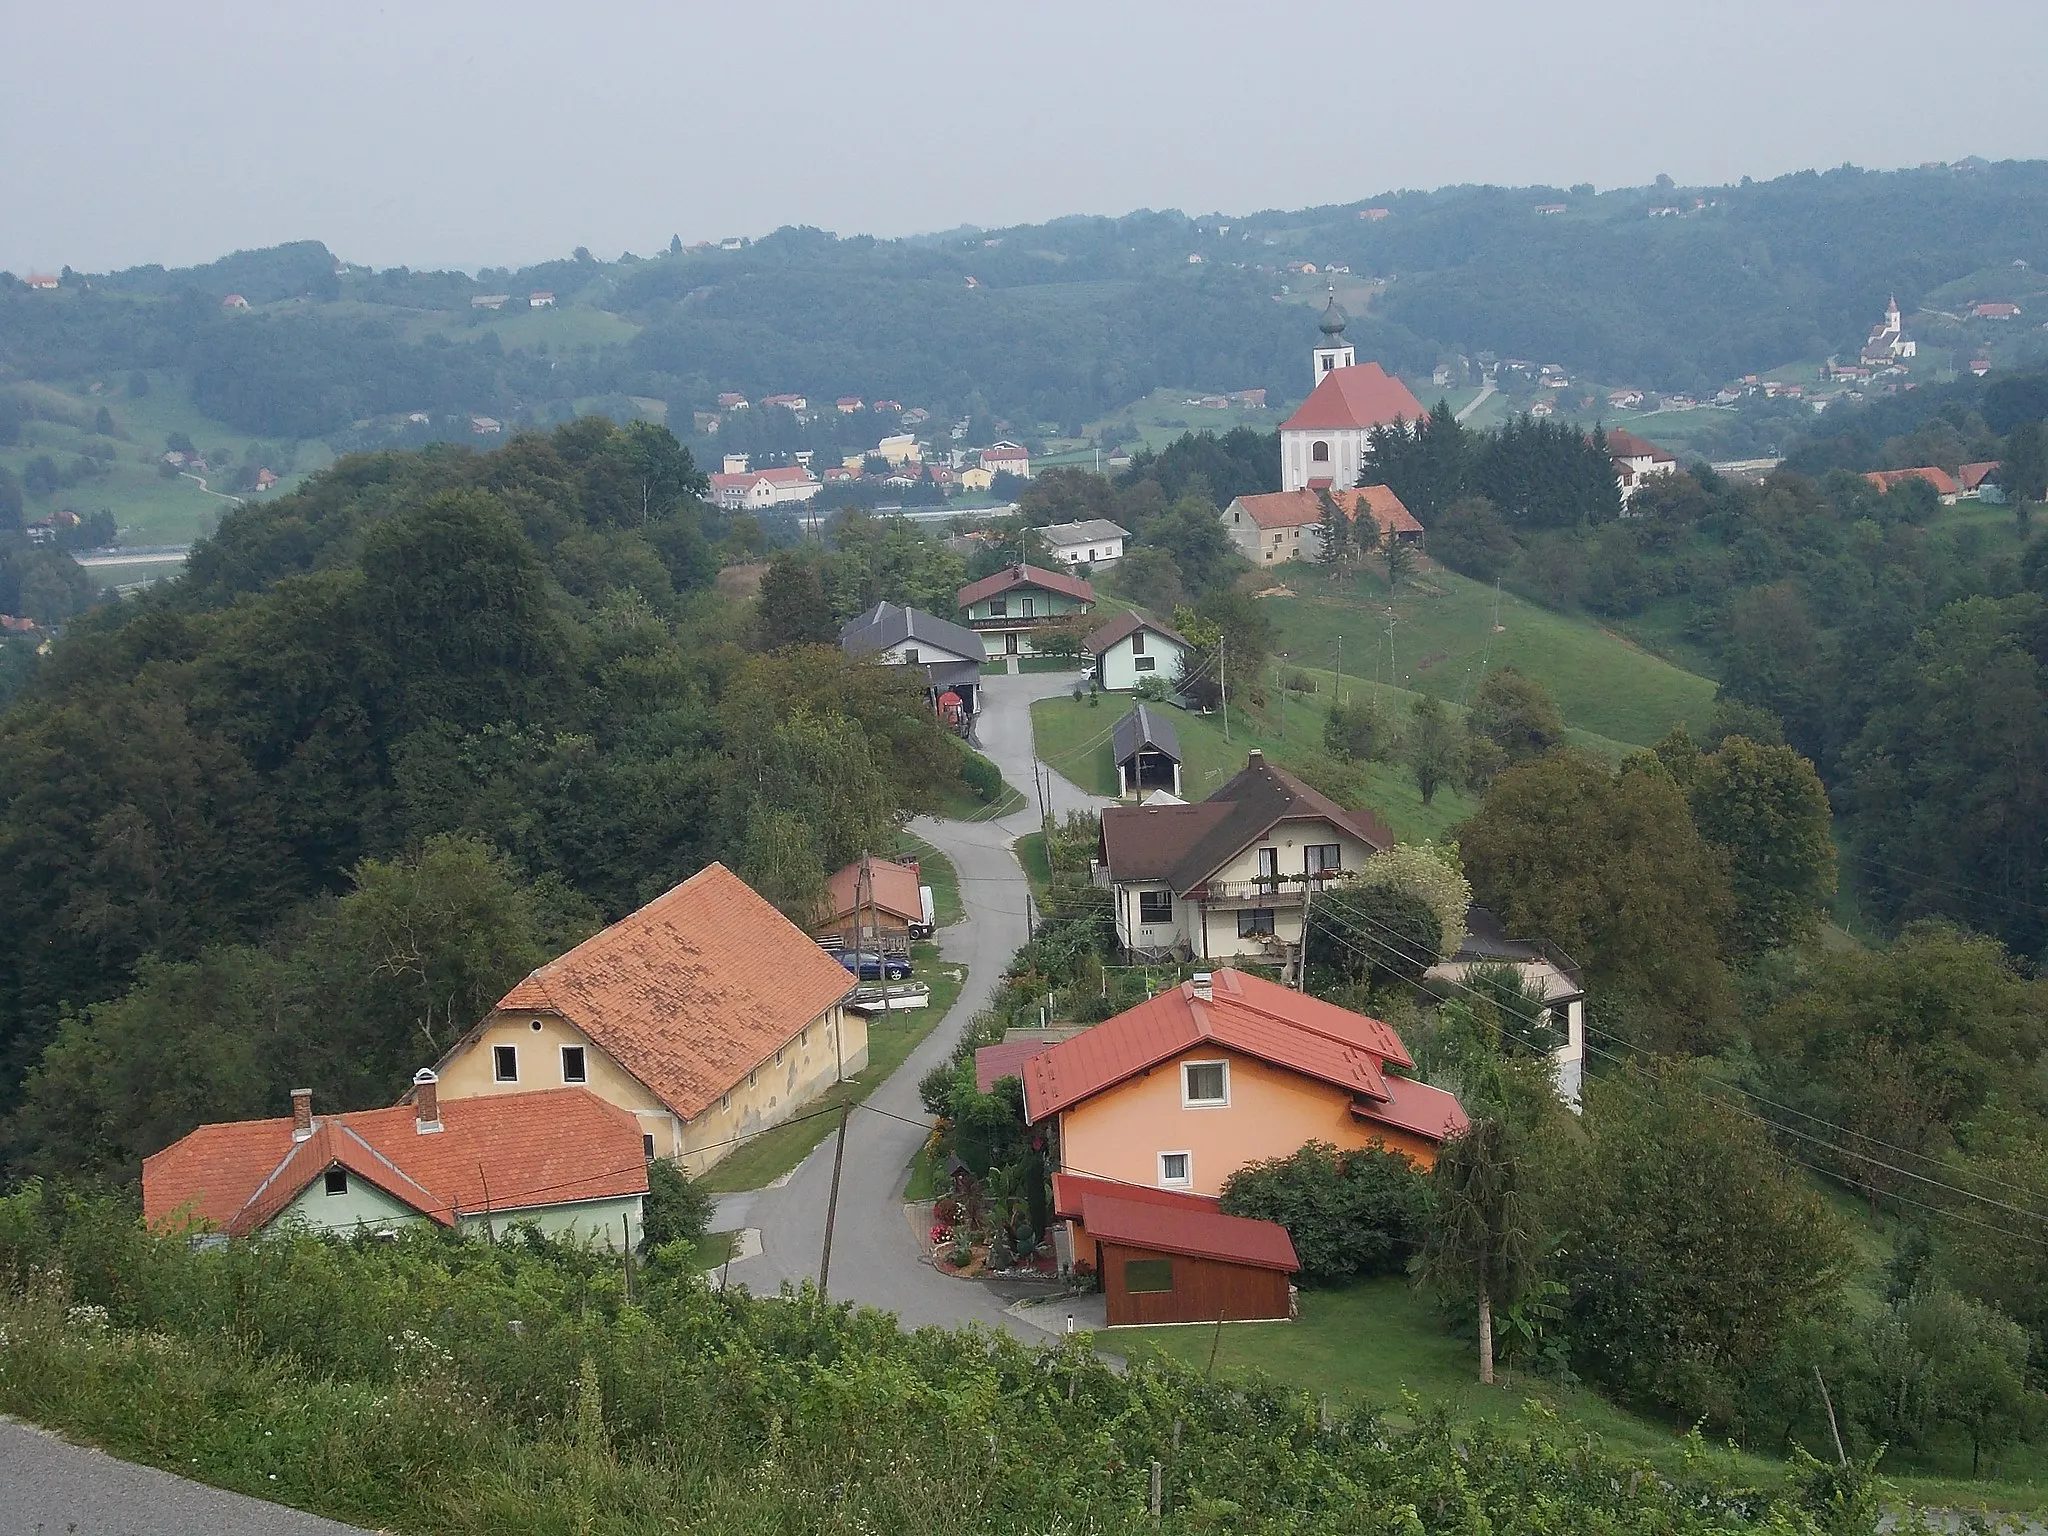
[1014,968,1465,1257]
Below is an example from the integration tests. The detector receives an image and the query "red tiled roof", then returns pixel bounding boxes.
[1333,485,1424,536]
[1022,968,1430,1124]
[1865,466,1959,496]
[1228,489,1323,531]
[142,1088,647,1237]
[820,858,922,925]
[1350,1074,1470,1143]
[956,562,1094,608]
[486,863,855,1120]
[1081,1190,1299,1272]
[976,1038,1059,1093]
[1052,1171,1219,1220]
[710,467,816,490]
[1602,428,1677,464]
[1279,362,1425,432]
[1960,460,2002,490]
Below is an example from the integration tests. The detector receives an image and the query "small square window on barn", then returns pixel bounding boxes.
[1125,1258,1174,1293]
[324,1168,348,1197]
[493,1044,518,1082]
[1138,890,1173,925]
[561,1045,587,1084]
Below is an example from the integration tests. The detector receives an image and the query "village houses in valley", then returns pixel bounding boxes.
[425,862,862,1176]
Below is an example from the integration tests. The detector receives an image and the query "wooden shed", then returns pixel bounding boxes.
[1078,1186,1298,1326]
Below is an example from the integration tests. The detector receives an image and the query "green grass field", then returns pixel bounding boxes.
[2,373,335,546]
[1118,1276,2046,1507]
[1032,689,1480,843]
[699,943,966,1193]
[1260,563,1717,747]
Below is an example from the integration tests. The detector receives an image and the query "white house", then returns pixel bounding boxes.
[1425,907,1587,1111]
[25,274,60,290]
[1096,750,1395,962]
[709,465,821,510]
[874,433,922,467]
[1086,610,1191,693]
[529,291,556,308]
[1219,485,1423,566]
[840,601,986,713]
[1605,428,1678,508]
[1279,297,1426,493]
[1039,519,1130,568]
[980,441,1031,479]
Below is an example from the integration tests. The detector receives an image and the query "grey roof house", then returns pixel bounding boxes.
[840,601,987,712]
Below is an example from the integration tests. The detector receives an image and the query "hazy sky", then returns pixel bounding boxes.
[8,0,2048,275]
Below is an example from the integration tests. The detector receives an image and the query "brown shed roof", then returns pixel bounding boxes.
[820,858,923,925]
[956,562,1095,609]
[1083,1189,1299,1271]
[487,863,854,1120]
[1085,609,1191,656]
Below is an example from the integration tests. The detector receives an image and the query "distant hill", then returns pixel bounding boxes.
[7,161,2048,447]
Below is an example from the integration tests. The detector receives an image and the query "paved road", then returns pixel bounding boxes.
[0,1418,375,1535]
[1455,380,1497,423]
[714,669,1112,1328]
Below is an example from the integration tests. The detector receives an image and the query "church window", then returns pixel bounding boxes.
[1312,441,1330,463]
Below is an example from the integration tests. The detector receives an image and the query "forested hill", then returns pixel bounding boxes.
[9,161,2048,441]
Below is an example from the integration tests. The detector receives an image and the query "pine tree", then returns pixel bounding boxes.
[1314,489,1350,567]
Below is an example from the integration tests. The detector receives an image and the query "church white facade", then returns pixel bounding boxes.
[1278,297,1426,493]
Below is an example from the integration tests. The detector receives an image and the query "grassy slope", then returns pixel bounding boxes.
[1118,1275,2045,1508]
[1261,562,1717,746]
[699,942,966,1193]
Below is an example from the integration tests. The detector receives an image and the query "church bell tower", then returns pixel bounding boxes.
[1311,293,1355,384]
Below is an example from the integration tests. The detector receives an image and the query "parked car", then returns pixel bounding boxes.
[836,950,913,982]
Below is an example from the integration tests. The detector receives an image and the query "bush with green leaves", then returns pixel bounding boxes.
[639,1158,714,1253]
[1218,1140,1429,1285]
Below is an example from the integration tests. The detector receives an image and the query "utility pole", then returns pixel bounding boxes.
[1275,653,1285,743]
[1336,634,1344,706]
[1219,631,1230,742]
[1385,614,1398,692]
[817,1099,851,1300]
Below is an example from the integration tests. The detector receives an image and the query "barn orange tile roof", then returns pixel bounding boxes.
[1279,362,1425,433]
[142,1088,647,1236]
[1021,968,1455,1141]
[820,858,923,925]
[490,862,855,1120]
[1864,466,1959,496]
[1081,1189,1299,1271]
[1333,484,1424,537]
[1052,1171,1219,1220]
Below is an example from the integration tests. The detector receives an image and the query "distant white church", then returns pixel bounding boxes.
[1860,294,1917,368]
[1278,296,1427,492]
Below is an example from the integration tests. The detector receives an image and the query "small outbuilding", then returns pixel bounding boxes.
[1110,703,1182,799]
[1057,1177,1298,1325]
[813,856,927,955]
[1087,610,1192,693]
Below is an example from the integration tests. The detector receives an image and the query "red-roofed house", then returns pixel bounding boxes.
[979,441,1031,478]
[1218,483,1423,566]
[812,856,929,953]
[957,562,1094,657]
[143,1079,647,1247]
[26,274,60,290]
[1960,461,2004,499]
[1279,297,1426,492]
[428,863,862,1175]
[709,465,821,510]
[220,294,250,310]
[1972,302,2023,320]
[1020,968,1463,1211]
[1865,466,1961,504]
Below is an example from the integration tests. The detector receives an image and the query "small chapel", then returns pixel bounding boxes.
[1278,295,1427,492]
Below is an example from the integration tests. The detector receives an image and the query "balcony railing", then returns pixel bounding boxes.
[1203,872,1343,903]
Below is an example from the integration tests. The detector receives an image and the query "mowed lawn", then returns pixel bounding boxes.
[1032,688,1482,845]
[1259,563,1717,747]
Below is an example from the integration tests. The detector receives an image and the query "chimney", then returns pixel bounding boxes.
[413,1069,442,1134]
[290,1088,314,1141]
[1190,972,1214,1001]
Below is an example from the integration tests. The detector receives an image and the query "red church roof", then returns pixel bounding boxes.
[1280,363,1425,433]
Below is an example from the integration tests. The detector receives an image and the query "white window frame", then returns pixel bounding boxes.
[1158,1150,1193,1188]
[560,1044,587,1084]
[493,1044,519,1083]
[1137,889,1173,925]
[1181,1059,1229,1108]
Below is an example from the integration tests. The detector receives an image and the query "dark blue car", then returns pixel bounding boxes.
[836,951,913,982]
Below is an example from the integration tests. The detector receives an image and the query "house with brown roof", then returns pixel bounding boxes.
[142,1077,648,1248]
[957,562,1094,658]
[1096,749,1394,961]
[1086,610,1191,692]
[1005,968,1463,1213]
[1960,461,2005,501]
[428,863,862,1176]
[812,855,930,954]
[1603,428,1679,508]
[1218,484,1423,567]
[1055,1175,1300,1325]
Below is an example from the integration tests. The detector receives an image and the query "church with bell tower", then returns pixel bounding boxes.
[1279,293,1425,493]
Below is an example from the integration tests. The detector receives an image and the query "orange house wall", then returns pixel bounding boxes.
[1054,1047,1438,1202]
